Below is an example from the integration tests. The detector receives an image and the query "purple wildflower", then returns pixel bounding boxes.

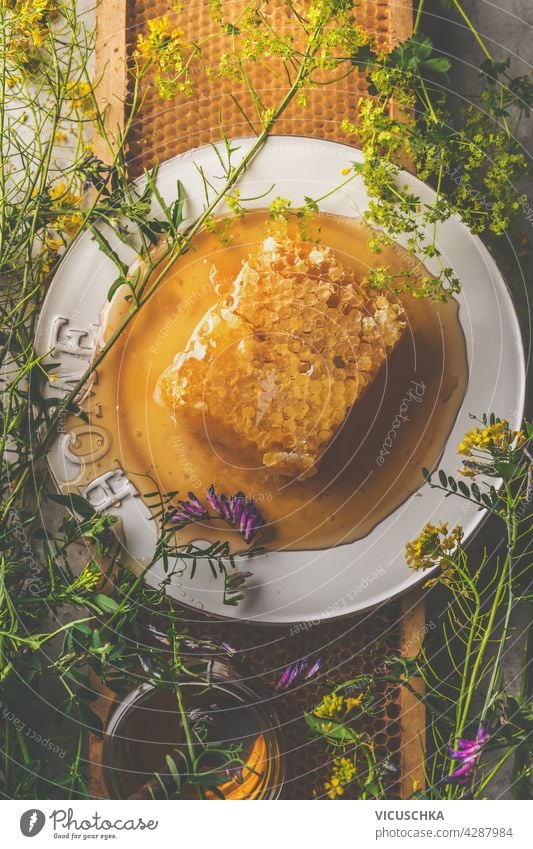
[221,642,237,656]
[206,485,222,515]
[182,638,218,653]
[80,154,117,193]
[224,764,244,785]
[225,570,253,593]
[305,658,323,679]
[146,624,170,646]
[170,491,209,523]
[169,486,266,544]
[240,499,266,543]
[207,486,265,543]
[448,723,490,785]
[275,656,323,691]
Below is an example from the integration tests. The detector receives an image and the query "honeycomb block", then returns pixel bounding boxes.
[156,232,406,478]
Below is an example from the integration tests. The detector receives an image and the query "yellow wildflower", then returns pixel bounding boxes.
[262,108,276,128]
[324,757,356,799]
[48,183,83,237]
[225,190,244,218]
[48,183,82,208]
[53,214,84,237]
[268,196,292,220]
[135,16,193,99]
[48,182,66,201]
[44,236,63,253]
[458,420,525,457]
[344,694,364,711]
[67,81,95,118]
[5,0,56,64]
[314,691,345,719]
[54,130,68,143]
[405,522,463,572]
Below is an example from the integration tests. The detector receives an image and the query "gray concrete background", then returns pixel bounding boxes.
[425,0,532,799]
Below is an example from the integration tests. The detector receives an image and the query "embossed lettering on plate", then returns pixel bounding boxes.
[83,469,138,513]
[60,424,111,466]
[50,317,98,358]
[44,317,99,399]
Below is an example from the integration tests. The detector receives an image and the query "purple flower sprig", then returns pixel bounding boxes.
[80,154,118,194]
[207,486,266,544]
[171,492,209,523]
[276,656,323,691]
[169,486,266,545]
[447,723,490,785]
[224,570,254,606]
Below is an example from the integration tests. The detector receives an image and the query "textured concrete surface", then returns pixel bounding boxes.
[426,1,533,166]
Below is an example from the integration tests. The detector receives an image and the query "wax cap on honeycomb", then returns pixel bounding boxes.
[155,231,406,478]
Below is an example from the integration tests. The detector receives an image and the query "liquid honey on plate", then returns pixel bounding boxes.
[83,211,468,552]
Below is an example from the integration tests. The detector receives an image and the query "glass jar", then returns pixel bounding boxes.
[102,658,284,799]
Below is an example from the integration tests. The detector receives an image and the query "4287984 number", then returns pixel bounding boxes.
[460,827,513,838]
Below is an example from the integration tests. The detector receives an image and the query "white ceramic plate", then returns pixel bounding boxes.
[35,137,526,624]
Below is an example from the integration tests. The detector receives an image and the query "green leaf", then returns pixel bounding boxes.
[107,276,126,302]
[447,476,458,492]
[438,470,448,487]
[493,461,520,482]
[78,703,104,737]
[304,712,357,742]
[350,42,376,71]
[388,35,450,79]
[89,224,130,276]
[171,180,186,228]
[165,755,181,791]
[479,57,510,78]
[72,621,93,637]
[47,492,96,519]
[207,785,226,799]
[458,481,470,497]
[93,593,120,614]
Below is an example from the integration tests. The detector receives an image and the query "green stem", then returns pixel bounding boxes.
[413,0,425,35]
[451,0,492,61]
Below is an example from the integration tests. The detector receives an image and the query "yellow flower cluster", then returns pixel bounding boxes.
[315,691,345,719]
[458,420,525,457]
[5,0,57,68]
[317,23,372,71]
[136,16,193,100]
[225,190,244,218]
[69,562,102,594]
[67,81,95,119]
[315,691,363,719]
[268,197,292,220]
[48,182,84,237]
[405,522,463,572]
[324,756,356,799]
